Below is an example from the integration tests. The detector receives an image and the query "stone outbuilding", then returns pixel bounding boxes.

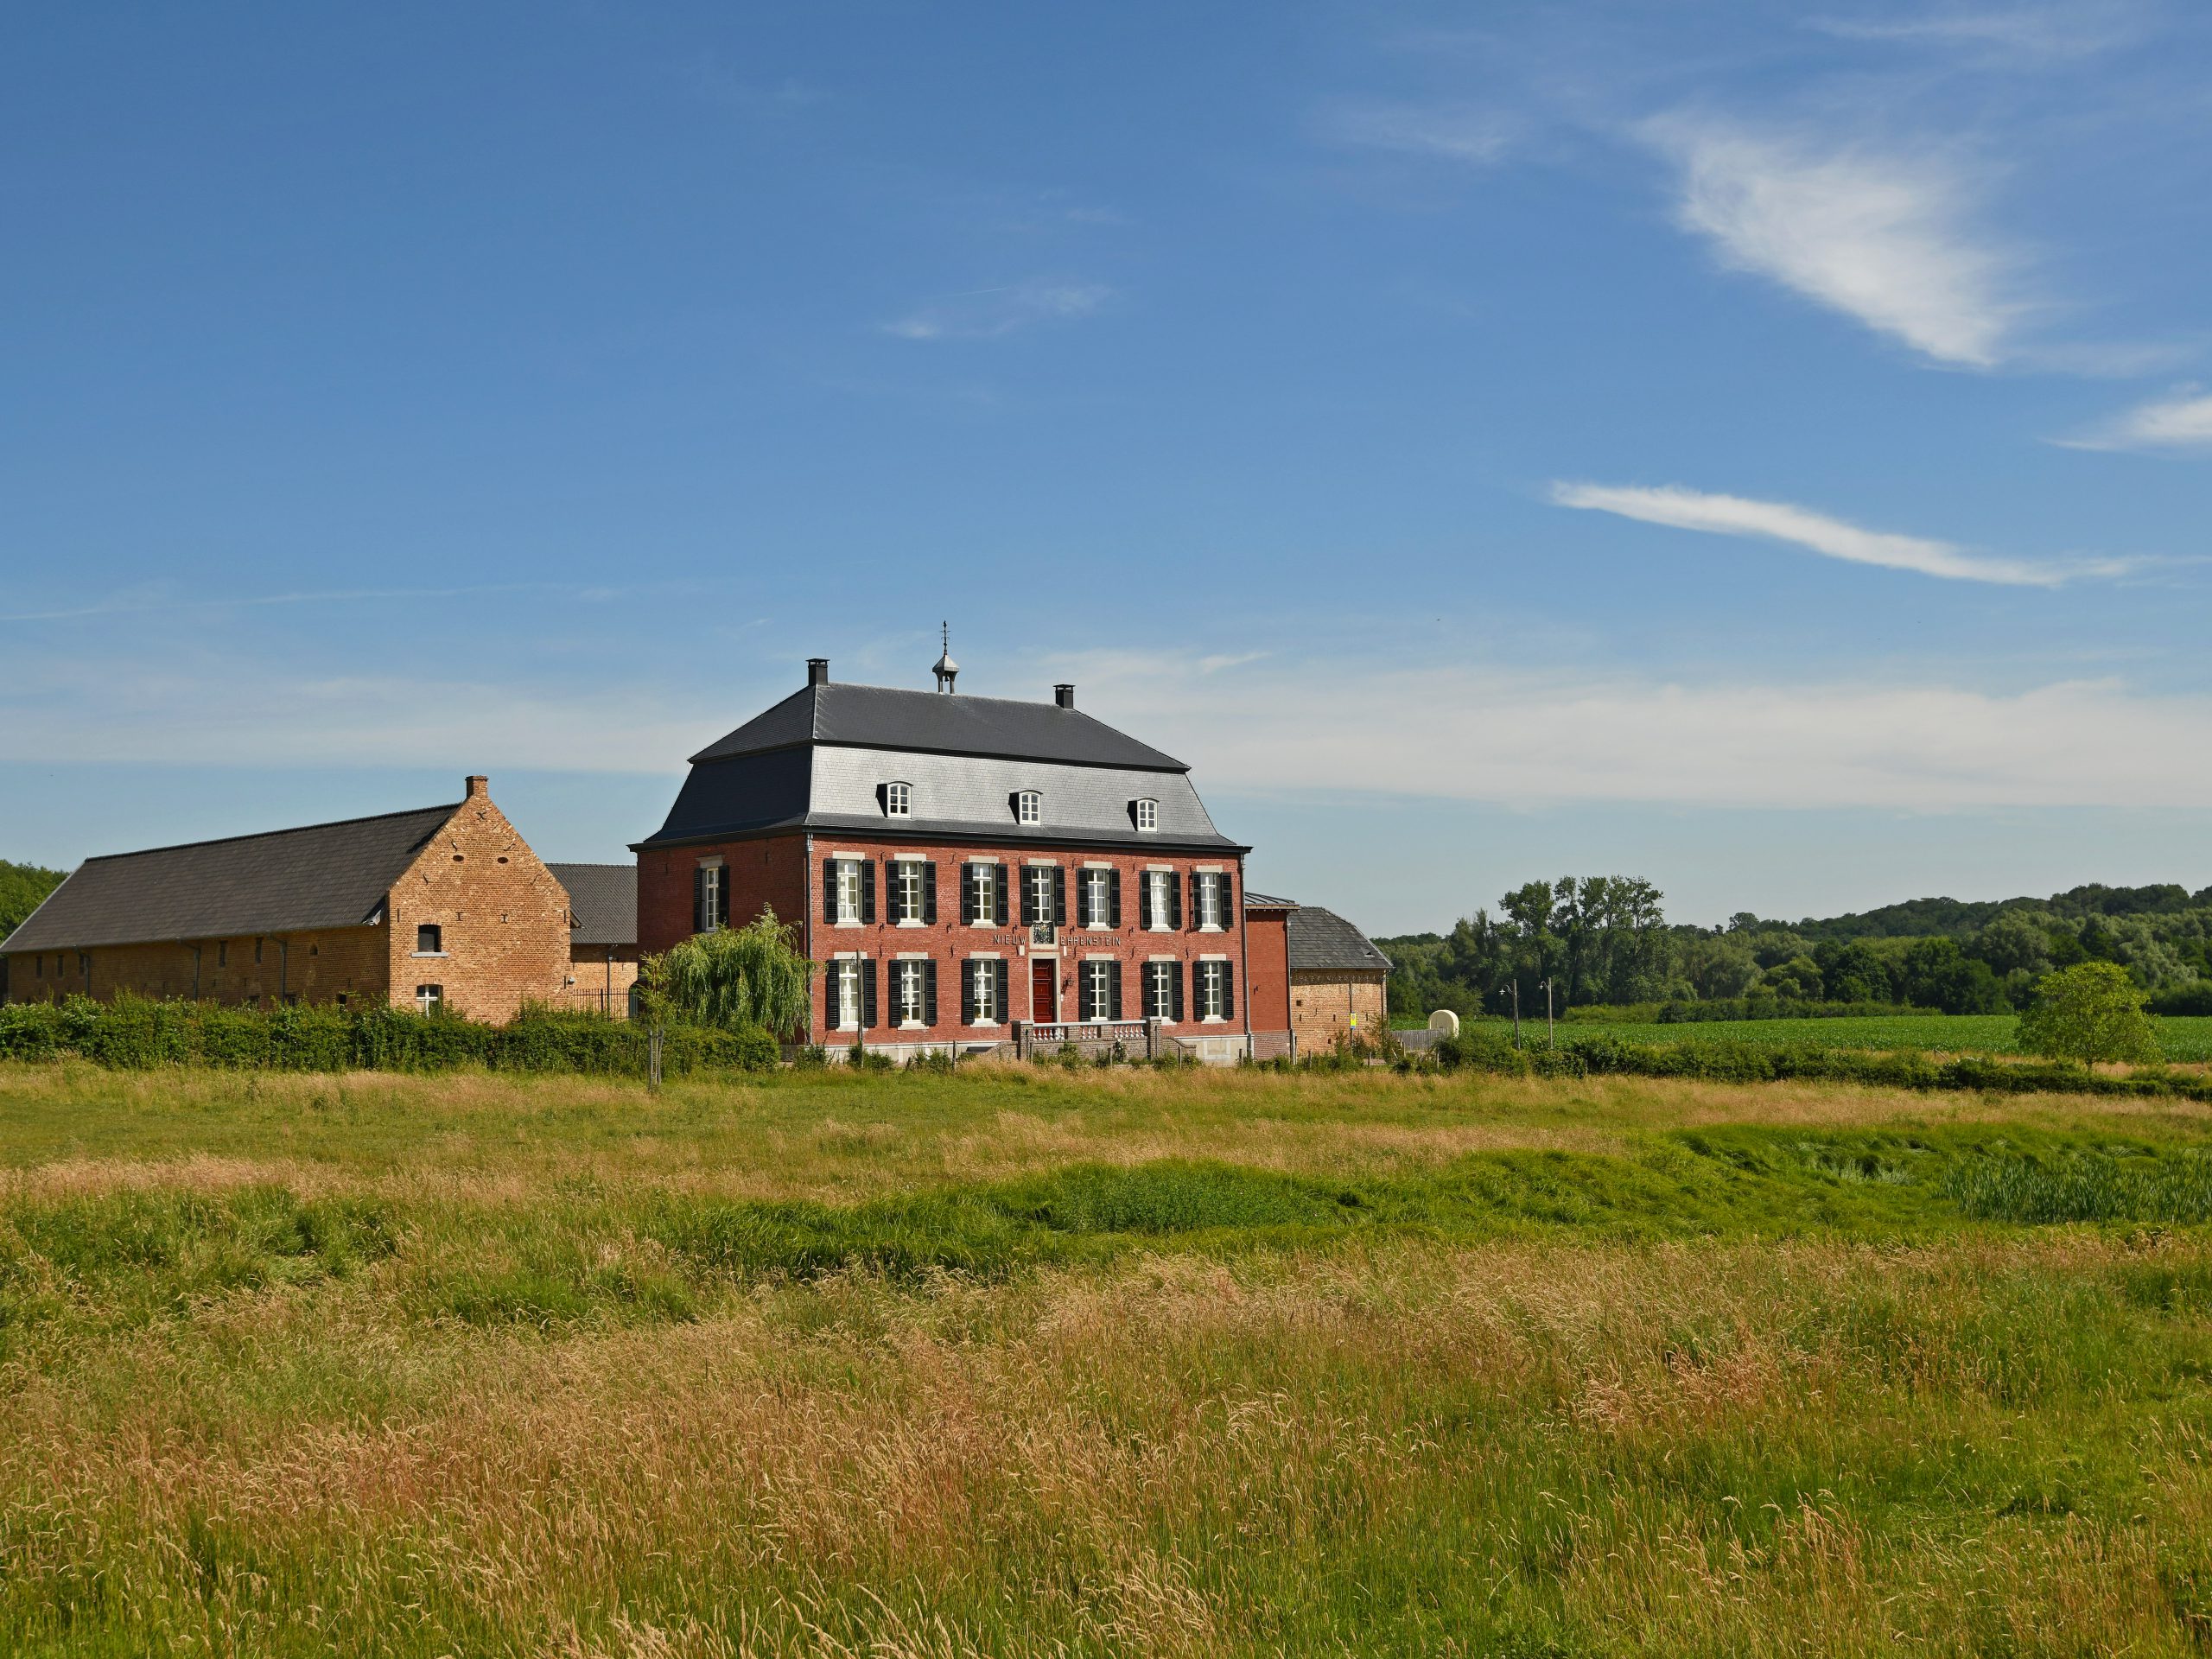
[1285,905,1392,1047]
[0,777,575,1022]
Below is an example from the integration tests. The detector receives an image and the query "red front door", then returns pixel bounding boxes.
[1032,958,1057,1023]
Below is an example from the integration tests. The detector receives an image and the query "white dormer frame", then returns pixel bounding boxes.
[884,780,912,818]
[1133,798,1159,832]
[1015,789,1042,825]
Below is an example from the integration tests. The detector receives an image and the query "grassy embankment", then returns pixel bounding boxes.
[8,1062,2212,1654]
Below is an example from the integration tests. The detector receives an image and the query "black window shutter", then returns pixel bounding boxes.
[1052,868,1067,926]
[1019,871,1034,926]
[961,958,976,1025]
[1169,872,1184,929]
[694,867,707,933]
[1109,961,1123,1020]
[824,965,842,1030]
[1139,874,1154,930]
[861,861,876,925]
[1224,960,1236,1020]
[1218,870,1231,924]
[861,960,878,1029]
[995,864,1010,925]
[1171,961,1185,1021]
[960,861,976,925]
[823,859,837,925]
[923,958,938,1027]
[922,861,938,925]
[994,959,1009,1021]
[1109,869,1122,928]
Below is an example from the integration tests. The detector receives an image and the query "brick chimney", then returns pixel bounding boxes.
[465,774,487,799]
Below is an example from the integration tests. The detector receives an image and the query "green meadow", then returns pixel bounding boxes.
[7,1060,2212,1655]
[1540,1011,2212,1063]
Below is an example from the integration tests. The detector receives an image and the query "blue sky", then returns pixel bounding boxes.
[4,1,2210,933]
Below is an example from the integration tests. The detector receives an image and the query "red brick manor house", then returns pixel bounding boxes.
[635,655,1274,1060]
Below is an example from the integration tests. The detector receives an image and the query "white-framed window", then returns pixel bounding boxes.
[1016,790,1042,825]
[834,860,864,924]
[1082,960,1114,1022]
[1083,868,1112,929]
[971,958,1001,1024]
[968,861,997,925]
[885,781,912,818]
[1146,961,1178,1021]
[1198,873,1224,931]
[1029,865,1055,925]
[1135,798,1158,832]
[696,861,728,932]
[1146,869,1174,931]
[897,962,925,1026]
[1198,960,1228,1020]
[832,959,861,1030]
[893,860,925,925]
[416,983,443,1015]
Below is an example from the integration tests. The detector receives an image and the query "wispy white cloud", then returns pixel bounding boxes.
[0,582,558,625]
[881,281,1112,341]
[1549,480,2130,586]
[1319,101,1519,166]
[1052,650,2212,810]
[2057,387,2212,451]
[1644,115,2030,367]
[1807,3,2145,62]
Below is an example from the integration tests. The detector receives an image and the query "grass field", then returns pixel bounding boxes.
[9,1062,2212,1654]
[1528,1012,2212,1063]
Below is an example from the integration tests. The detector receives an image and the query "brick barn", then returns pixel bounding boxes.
[0,777,577,1022]
[635,657,1255,1060]
[1240,897,1393,1056]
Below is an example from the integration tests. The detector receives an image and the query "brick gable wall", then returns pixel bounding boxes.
[383,780,574,1023]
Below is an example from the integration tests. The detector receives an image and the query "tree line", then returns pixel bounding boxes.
[1380,878,2212,1020]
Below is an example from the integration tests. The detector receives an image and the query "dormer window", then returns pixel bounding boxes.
[885,781,912,818]
[1134,798,1159,833]
[1015,790,1042,825]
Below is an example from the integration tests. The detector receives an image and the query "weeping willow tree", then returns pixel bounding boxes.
[637,908,815,1084]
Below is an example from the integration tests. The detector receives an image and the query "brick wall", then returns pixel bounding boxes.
[3,925,390,1007]
[385,780,574,1023]
[637,834,810,959]
[1243,908,1292,1041]
[1289,971,1389,1049]
[563,944,639,1017]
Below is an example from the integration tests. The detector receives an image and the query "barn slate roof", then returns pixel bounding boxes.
[691,681,1186,771]
[1243,891,1300,910]
[0,804,459,954]
[1285,906,1393,975]
[550,863,636,948]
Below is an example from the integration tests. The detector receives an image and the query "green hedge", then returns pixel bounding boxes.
[0,996,779,1075]
[1432,1028,2212,1103]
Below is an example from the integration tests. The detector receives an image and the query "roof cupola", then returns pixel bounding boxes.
[932,622,959,695]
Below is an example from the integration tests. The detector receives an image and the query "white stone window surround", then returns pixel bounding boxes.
[968,954,1003,1026]
[889,854,929,927]
[963,857,999,928]
[1079,866,1114,929]
[1144,868,1176,932]
[829,855,868,926]
[1196,955,1231,1022]
[829,953,863,1031]
[893,957,926,1027]
[1143,958,1178,1022]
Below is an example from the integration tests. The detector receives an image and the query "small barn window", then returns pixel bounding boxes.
[885,781,912,818]
[416,984,443,1014]
[1015,790,1042,825]
[416,925,443,955]
[1134,798,1158,832]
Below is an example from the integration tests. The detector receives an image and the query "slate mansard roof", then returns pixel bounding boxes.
[1285,906,1393,976]
[639,674,1246,855]
[549,863,637,948]
[1,804,461,955]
